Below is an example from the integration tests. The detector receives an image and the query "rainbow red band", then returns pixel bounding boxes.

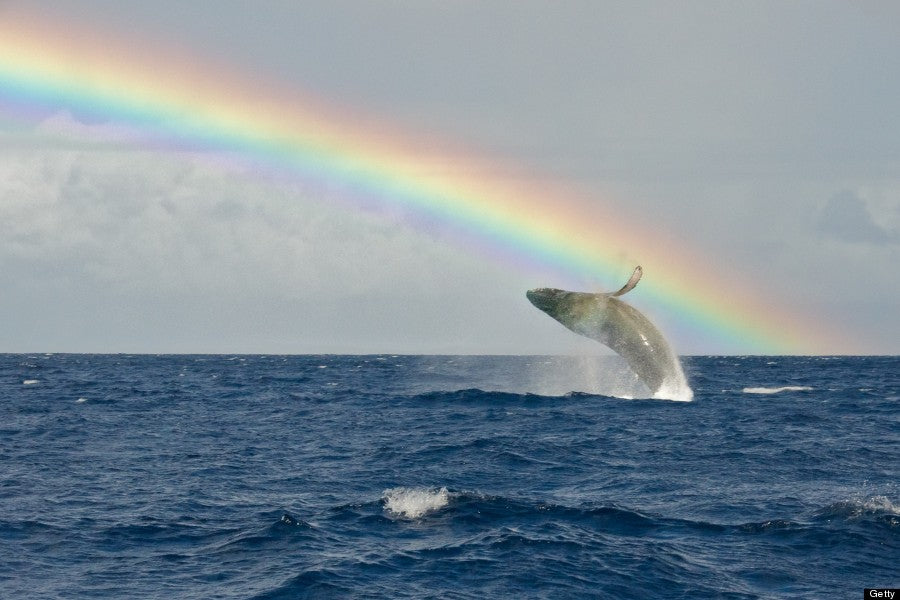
[0,14,847,354]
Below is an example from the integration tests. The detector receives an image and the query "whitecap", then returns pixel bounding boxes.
[23,379,39,385]
[742,386,813,394]
[382,486,451,519]
[76,398,87,403]
[818,496,900,520]
[859,495,899,515]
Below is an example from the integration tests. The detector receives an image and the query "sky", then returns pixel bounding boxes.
[1,1,898,355]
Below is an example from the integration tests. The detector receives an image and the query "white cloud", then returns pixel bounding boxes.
[34,110,150,145]
[3,2,899,353]
[817,190,897,245]
[0,117,559,353]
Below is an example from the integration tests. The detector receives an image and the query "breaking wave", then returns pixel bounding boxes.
[743,386,814,394]
[382,487,451,519]
[814,496,900,522]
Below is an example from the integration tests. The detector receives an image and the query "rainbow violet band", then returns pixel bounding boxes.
[0,15,842,354]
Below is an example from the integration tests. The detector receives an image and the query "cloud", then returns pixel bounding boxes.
[34,110,150,145]
[0,115,554,353]
[6,0,900,355]
[0,130,426,297]
[816,190,897,244]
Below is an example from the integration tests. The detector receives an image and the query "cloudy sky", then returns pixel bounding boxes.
[1,1,898,354]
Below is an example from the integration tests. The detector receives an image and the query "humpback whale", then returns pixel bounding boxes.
[526,267,692,401]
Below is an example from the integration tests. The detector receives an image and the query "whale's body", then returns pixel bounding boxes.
[526,267,692,400]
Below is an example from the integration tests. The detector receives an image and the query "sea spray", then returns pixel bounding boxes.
[382,487,451,519]
[527,355,693,401]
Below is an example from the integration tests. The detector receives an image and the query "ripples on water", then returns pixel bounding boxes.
[1,354,897,599]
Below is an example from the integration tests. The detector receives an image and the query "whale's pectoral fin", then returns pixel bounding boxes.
[609,266,642,297]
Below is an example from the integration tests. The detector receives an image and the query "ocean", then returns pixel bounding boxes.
[1,354,897,599]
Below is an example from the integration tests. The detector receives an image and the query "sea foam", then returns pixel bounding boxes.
[382,487,451,519]
[817,496,900,521]
[855,495,899,515]
[743,386,813,394]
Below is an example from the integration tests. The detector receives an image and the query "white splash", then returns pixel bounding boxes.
[76,398,88,403]
[858,495,899,515]
[520,356,672,399]
[382,486,450,519]
[821,495,900,520]
[652,363,694,402]
[743,386,813,394]
[23,379,39,385]
[653,380,694,402]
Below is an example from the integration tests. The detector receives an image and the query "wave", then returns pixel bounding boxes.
[382,487,451,519]
[402,388,688,405]
[408,388,553,404]
[27,493,888,559]
[17,490,886,600]
[203,514,313,557]
[742,385,814,394]
[249,567,352,600]
[814,496,900,524]
[322,489,900,538]
[352,489,735,535]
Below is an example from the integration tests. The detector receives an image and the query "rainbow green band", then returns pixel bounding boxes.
[0,18,843,354]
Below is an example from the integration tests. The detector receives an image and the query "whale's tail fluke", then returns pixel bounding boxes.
[609,266,642,297]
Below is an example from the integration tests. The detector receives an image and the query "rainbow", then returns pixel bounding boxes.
[0,14,846,354]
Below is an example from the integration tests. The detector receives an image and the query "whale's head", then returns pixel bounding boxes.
[525,287,567,314]
[526,288,606,329]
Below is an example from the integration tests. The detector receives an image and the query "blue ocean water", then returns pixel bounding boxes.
[1,354,897,599]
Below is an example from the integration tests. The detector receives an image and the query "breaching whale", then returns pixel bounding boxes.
[526,267,692,400]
